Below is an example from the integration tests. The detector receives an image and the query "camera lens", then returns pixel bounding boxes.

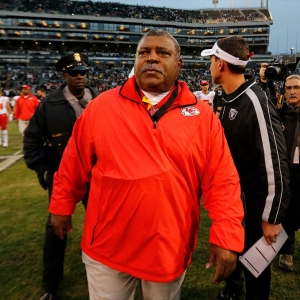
[265,66,281,80]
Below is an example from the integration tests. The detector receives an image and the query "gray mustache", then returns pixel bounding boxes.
[141,64,163,74]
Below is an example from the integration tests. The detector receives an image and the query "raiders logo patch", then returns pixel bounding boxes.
[181,107,200,117]
[229,108,238,120]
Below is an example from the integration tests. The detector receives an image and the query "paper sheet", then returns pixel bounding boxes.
[239,228,288,278]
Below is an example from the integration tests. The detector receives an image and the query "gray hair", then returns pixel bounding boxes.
[137,29,181,58]
[286,74,300,82]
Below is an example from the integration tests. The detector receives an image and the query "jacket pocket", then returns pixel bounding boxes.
[90,216,100,246]
[49,132,71,155]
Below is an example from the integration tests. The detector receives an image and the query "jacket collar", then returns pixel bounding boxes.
[119,76,197,107]
[283,102,300,114]
[224,76,256,103]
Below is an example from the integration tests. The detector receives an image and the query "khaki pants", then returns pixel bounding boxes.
[18,119,29,136]
[82,252,186,300]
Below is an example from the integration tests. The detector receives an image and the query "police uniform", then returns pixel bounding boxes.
[23,53,98,299]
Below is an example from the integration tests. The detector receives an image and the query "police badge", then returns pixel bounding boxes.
[73,53,81,62]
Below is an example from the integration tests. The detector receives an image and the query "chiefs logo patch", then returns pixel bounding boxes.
[181,107,200,117]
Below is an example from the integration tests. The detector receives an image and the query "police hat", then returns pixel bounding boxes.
[55,53,88,72]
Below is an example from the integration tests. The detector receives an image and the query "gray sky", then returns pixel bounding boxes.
[96,0,300,55]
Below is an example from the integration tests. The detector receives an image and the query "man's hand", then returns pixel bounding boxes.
[259,63,268,82]
[14,118,18,125]
[206,244,237,283]
[51,214,73,240]
[34,164,49,190]
[262,220,282,245]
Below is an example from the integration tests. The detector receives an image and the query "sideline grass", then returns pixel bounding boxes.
[0,120,299,299]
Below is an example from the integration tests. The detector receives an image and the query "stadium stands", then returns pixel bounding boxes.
[0,0,271,24]
[0,0,275,89]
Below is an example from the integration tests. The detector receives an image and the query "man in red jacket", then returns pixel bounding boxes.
[49,29,245,300]
[14,85,39,135]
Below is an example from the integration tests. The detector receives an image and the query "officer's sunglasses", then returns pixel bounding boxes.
[66,69,87,77]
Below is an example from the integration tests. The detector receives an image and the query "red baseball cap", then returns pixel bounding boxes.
[21,85,31,90]
[200,80,209,86]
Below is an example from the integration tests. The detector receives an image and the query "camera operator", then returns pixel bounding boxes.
[260,65,300,273]
[258,63,280,107]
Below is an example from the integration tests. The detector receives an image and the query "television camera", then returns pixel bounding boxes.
[264,59,288,81]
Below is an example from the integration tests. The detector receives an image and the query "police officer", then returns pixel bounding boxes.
[23,53,98,300]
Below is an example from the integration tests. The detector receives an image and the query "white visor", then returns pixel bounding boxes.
[201,42,249,66]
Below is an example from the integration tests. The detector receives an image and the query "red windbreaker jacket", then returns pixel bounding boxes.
[49,78,244,282]
[14,93,39,121]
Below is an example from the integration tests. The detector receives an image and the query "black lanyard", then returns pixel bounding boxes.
[135,81,179,122]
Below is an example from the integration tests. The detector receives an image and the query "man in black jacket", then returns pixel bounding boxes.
[23,53,98,300]
[259,67,300,273]
[277,75,300,272]
[202,36,290,300]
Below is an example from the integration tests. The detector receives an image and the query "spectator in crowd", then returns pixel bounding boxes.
[0,88,13,147]
[23,53,98,300]
[276,74,300,272]
[36,87,47,101]
[48,29,245,300]
[193,79,215,106]
[259,69,300,272]
[14,84,39,136]
[201,36,290,300]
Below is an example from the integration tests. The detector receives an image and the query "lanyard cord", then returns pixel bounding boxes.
[135,81,179,122]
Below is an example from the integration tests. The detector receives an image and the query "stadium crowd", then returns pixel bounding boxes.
[0,66,212,98]
[0,0,269,24]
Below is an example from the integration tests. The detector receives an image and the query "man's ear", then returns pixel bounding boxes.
[218,59,225,72]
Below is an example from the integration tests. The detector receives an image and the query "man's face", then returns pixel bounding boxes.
[134,36,182,93]
[63,69,87,97]
[285,78,300,108]
[209,56,221,84]
[22,88,30,96]
[201,84,209,93]
[36,90,43,98]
